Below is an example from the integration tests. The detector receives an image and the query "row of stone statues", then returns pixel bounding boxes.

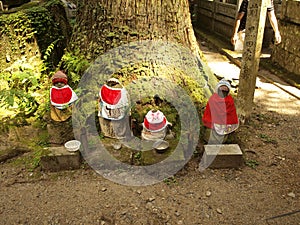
[49,71,238,145]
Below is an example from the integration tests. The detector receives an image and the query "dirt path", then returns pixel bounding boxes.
[0,44,299,225]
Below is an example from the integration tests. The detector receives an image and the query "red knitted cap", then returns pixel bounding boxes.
[52,71,68,84]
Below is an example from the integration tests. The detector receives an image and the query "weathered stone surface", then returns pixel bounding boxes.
[47,120,75,146]
[285,1,300,24]
[40,146,81,172]
[203,144,243,169]
[272,22,300,75]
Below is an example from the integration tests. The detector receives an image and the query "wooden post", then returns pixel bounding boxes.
[237,0,268,123]
[212,0,216,32]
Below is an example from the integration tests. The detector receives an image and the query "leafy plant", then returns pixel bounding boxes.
[245,159,259,169]
[163,176,177,185]
[0,0,71,121]
[259,133,278,145]
[0,57,50,119]
[134,151,142,160]
[43,38,61,61]
[12,147,50,172]
[59,52,90,86]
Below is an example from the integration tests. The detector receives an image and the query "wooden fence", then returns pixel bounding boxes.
[193,0,279,48]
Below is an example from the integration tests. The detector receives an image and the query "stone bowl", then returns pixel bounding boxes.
[153,140,169,153]
[64,140,81,152]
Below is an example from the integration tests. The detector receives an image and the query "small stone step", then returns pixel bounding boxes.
[202,144,243,169]
[40,146,81,172]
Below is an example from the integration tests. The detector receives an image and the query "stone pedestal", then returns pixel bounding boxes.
[202,144,243,169]
[47,120,74,146]
[40,146,81,172]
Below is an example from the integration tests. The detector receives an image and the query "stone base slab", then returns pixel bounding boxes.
[40,146,81,172]
[202,144,243,169]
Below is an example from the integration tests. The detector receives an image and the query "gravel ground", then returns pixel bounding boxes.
[0,43,299,225]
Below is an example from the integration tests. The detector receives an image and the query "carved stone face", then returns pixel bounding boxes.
[217,85,229,98]
[54,82,66,88]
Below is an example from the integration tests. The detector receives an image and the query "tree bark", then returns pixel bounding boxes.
[70,0,201,60]
[68,0,219,175]
[67,0,218,118]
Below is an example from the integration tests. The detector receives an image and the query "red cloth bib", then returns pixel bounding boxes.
[100,85,122,105]
[51,86,73,104]
[143,110,168,132]
[144,117,167,131]
[202,93,238,129]
[50,85,78,109]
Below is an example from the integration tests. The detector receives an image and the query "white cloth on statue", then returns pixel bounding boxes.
[98,84,129,120]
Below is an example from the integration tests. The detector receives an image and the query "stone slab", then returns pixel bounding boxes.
[203,144,243,169]
[40,146,81,172]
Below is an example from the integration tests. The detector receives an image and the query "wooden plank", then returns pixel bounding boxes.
[215,13,235,25]
[215,2,236,17]
[198,1,214,11]
[214,21,234,38]
[237,0,269,122]
[198,8,213,18]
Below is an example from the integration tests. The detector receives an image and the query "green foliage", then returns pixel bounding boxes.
[0,56,50,119]
[134,151,142,160]
[0,11,36,58]
[163,176,178,185]
[0,0,72,122]
[245,159,259,169]
[44,0,63,8]
[43,39,59,61]
[0,70,48,117]
[12,147,50,171]
[0,2,65,67]
[59,52,90,86]
[258,133,278,145]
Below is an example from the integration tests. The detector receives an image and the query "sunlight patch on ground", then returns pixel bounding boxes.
[206,61,240,81]
[224,49,271,59]
[255,79,300,115]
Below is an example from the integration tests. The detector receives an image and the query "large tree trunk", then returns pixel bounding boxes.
[70,0,202,59]
[66,0,218,116]
[68,0,219,183]
[68,0,218,128]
